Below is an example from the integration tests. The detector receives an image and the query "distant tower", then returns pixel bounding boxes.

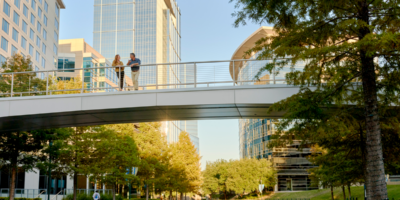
[93,0,199,151]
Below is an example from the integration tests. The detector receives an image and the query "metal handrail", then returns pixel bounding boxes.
[0,59,274,75]
[0,79,288,97]
[51,189,64,200]
[35,190,46,198]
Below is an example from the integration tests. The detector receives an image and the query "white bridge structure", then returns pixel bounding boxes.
[0,59,299,132]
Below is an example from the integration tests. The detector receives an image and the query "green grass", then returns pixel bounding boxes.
[269,185,400,200]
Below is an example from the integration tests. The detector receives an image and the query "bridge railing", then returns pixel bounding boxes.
[0,59,292,98]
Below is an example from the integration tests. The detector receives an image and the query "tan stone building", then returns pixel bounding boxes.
[0,0,65,73]
[58,38,131,91]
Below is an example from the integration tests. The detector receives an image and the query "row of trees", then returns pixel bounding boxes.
[0,54,201,200]
[0,123,202,200]
[202,159,276,199]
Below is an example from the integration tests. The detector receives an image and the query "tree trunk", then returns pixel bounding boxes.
[73,171,78,200]
[180,192,183,200]
[112,183,116,200]
[358,3,388,199]
[330,186,334,200]
[146,183,149,200]
[341,185,346,200]
[9,165,17,200]
[347,183,351,199]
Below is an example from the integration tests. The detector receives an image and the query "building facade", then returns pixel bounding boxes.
[0,0,65,72]
[93,0,199,151]
[58,38,130,91]
[232,27,316,191]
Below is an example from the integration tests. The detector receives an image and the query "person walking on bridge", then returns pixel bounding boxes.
[112,54,125,91]
[127,53,141,91]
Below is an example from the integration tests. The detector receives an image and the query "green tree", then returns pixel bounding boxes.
[120,123,167,200]
[89,126,140,200]
[0,53,48,96]
[202,159,275,198]
[169,132,202,198]
[50,127,96,200]
[0,129,68,200]
[230,0,400,198]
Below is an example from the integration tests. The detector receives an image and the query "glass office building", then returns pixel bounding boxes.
[93,0,199,151]
[232,27,317,191]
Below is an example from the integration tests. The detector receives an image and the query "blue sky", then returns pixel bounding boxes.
[59,0,269,169]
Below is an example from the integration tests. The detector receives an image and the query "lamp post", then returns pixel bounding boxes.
[128,167,138,200]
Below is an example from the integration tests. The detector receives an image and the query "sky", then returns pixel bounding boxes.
[59,0,269,169]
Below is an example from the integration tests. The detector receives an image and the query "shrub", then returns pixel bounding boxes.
[0,198,41,200]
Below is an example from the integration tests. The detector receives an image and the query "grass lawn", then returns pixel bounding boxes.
[269,185,400,200]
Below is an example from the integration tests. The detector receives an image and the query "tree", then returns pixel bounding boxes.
[202,159,276,198]
[51,127,96,200]
[0,53,48,96]
[169,132,202,198]
[89,126,140,200]
[0,129,68,200]
[231,0,400,198]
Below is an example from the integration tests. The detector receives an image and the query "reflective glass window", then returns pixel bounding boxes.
[15,0,21,9]
[38,7,42,19]
[29,44,34,56]
[36,50,40,62]
[30,13,35,25]
[43,15,47,26]
[44,2,48,12]
[1,37,8,52]
[2,19,9,34]
[37,21,41,33]
[21,36,27,49]
[36,36,40,48]
[11,45,17,55]
[3,1,10,16]
[43,29,47,40]
[23,4,28,17]
[30,28,34,40]
[31,0,36,11]
[12,28,18,42]
[42,43,45,54]
[13,11,20,25]
[22,20,27,33]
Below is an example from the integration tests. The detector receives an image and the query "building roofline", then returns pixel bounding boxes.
[229,26,275,80]
[57,0,66,9]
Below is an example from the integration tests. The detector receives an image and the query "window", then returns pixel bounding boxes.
[3,1,10,17]
[11,45,17,55]
[44,1,48,12]
[13,11,20,25]
[42,43,46,54]
[21,52,25,58]
[1,37,8,52]
[2,19,9,34]
[53,43,57,55]
[22,20,27,33]
[43,29,46,40]
[38,8,42,19]
[41,57,45,68]
[31,0,36,11]
[0,168,25,190]
[12,28,18,42]
[21,36,27,49]
[30,13,35,25]
[37,22,41,33]
[36,50,40,62]
[29,44,33,56]
[36,36,40,47]
[23,4,28,17]
[43,15,47,26]
[53,31,58,42]
[30,28,34,40]
[14,0,20,9]
[38,0,42,4]
[55,3,59,18]
[58,56,76,72]
[0,54,6,64]
[54,19,58,30]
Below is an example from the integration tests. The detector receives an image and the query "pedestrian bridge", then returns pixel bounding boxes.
[0,59,297,132]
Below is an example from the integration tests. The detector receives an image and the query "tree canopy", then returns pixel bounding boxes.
[231,0,400,198]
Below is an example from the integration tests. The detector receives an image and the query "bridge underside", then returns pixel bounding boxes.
[0,85,296,133]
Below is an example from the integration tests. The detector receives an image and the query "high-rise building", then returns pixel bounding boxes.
[0,0,65,72]
[232,26,316,191]
[93,0,199,151]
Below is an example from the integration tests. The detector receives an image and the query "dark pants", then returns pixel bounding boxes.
[116,71,125,90]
